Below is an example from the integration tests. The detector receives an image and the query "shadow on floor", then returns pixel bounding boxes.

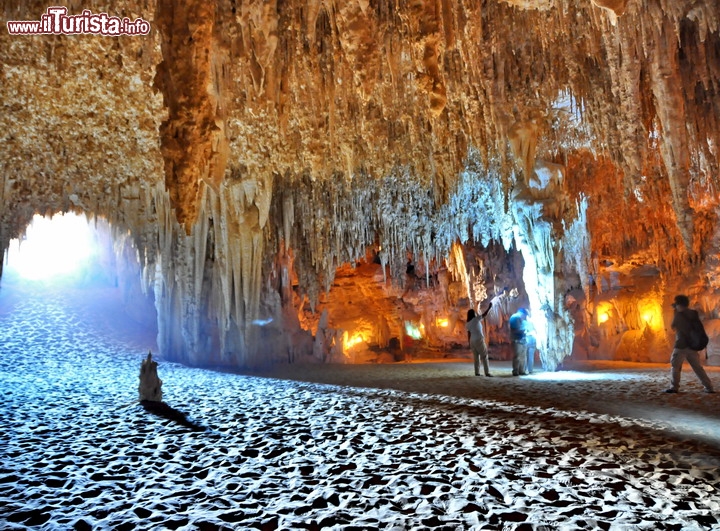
[140,400,206,432]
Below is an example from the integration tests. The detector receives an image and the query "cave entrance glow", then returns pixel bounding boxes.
[1,212,158,352]
[4,213,97,282]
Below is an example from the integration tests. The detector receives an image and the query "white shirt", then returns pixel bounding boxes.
[465,316,485,344]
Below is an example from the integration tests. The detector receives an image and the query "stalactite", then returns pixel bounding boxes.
[645,4,694,254]
[599,20,645,189]
[208,174,274,365]
[154,0,230,231]
[561,196,592,299]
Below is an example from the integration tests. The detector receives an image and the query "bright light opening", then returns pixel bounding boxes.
[405,321,423,340]
[436,318,449,328]
[596,301,614,325]
[345,333,365,349]
[637,297,663,331]
[4,213,97,282]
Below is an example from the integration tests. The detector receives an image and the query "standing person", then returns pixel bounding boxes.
[525,322,537,375]
[466,302,493,377]
[665,295,714,394]
[509,308,530,376]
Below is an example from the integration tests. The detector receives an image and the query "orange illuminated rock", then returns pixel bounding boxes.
[154,0,229,231]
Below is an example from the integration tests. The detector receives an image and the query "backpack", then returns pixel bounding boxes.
[687,313,709,351]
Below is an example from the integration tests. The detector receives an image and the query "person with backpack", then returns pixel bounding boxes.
[665,294,715,394]
[509,308,531,376]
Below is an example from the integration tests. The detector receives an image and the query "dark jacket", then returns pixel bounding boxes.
[509,312,527,341]
[671,308,699,349]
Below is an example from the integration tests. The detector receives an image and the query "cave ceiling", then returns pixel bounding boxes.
[2,1,718,254]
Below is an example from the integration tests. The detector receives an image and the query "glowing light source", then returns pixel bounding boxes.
[5,213,96,281]
[404,322,423,340]
[344,333,365,349]
[596,301,614,325]
[637,297,663,331]
[436,318,449,328]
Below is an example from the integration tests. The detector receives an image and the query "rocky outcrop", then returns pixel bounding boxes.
[139,351,163,402]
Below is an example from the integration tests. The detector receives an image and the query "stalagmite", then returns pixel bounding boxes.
[313,309,331,362]
[138,352,163,402]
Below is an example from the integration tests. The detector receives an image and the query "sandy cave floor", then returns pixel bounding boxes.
[2,289,720,530]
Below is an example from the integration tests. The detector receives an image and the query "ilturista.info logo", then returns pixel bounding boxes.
[7,6,150,36]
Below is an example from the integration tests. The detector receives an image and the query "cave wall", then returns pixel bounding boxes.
[1,1,719,368]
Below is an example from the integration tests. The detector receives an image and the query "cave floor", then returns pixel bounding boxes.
[2,288,720,530]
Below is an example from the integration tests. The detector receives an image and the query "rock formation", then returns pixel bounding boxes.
[1,1,719,369]
[139,351,163,402]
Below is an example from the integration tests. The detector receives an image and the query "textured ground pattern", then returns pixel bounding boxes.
[2,291,720,530]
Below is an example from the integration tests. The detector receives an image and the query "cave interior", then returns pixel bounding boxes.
[2,0,720,371]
